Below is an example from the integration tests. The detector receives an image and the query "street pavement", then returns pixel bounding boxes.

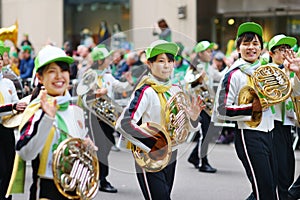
[12,141,300,200]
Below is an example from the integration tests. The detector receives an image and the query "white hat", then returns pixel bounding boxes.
[34,45,74,71]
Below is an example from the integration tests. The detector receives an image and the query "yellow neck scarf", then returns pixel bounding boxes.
[136,76,171,124]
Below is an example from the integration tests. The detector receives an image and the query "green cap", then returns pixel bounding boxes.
[194,41,214,53]
[268,34,297,51]
[91,44,113,61]
[145,40,179,59]
[237,22,263,38]
[34,45,74,71]
[21,45,32,53]
[0,40,10,56]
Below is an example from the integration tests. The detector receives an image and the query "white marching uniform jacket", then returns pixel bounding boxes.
[213,59,272,132]
[270,63,300,126]
[116,77,200,153]
[98,71,133,98]
[0,77,19,119]
[16,93,87,179]
[212,59,300,131]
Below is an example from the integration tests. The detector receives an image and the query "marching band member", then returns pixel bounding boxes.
[84,44,134,193]
[213,22,300,200]
[267,34,298,200]
[14,45,92,199]
[0,42,27,200]
[116,40,203,200]
[186,40,227,173]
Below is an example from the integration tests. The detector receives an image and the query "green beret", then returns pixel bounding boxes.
[145,40,179,59]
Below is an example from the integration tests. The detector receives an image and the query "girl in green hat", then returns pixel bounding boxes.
[14,45,97,200]
[116,40,204,200]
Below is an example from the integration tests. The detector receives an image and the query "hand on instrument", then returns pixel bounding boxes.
[14,101,27,112]
[40,90,57,118]
[149,133,168,161]
[197,70,206,84]
[83,137,98,151]
[187,95,205,121]
[95,88,108,98]
[252,96,262,112]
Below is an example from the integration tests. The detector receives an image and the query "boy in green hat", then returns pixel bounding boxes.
[116,40,204,199]
[268,34,298,200]
[214,21,273,199]
[213,22,300,200]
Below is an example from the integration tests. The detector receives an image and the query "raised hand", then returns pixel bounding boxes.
[187,95,206,121]
[40,90,57,118]
[283,49,300,76]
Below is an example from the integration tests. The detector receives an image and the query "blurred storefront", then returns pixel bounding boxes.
[215,0,300,52]
[1,0,300,53]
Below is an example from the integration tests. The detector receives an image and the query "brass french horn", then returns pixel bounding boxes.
[165,91,193,146]
[184,66,214,116]
[292,96,300,126]
[77,69,123,128]
[2,95,31,128]
[52,137,99,200]
[132,122,172,172]
[132,90,192,172]
[238,65,292,127]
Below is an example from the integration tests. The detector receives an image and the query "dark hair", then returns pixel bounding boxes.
[30,61,70,101]
[158,19,169,29]
[236,32,263,50]
[147,53,175,63]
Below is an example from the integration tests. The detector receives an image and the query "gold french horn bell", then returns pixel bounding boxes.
[132,122,172,172]
[52,137,99,200]
[2,95,31,128]
[0,21,18,46]
[238,65,292,128]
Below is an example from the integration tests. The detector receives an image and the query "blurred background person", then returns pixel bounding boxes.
[98,20,111,47]
[80,28,95,49]
[110,49,125,78]
[110,23,127,51]
[152,18,172,42]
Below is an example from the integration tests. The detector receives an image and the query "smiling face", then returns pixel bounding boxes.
[148,53,174,81]
[237,34,262,63]
[37,62,70,96]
